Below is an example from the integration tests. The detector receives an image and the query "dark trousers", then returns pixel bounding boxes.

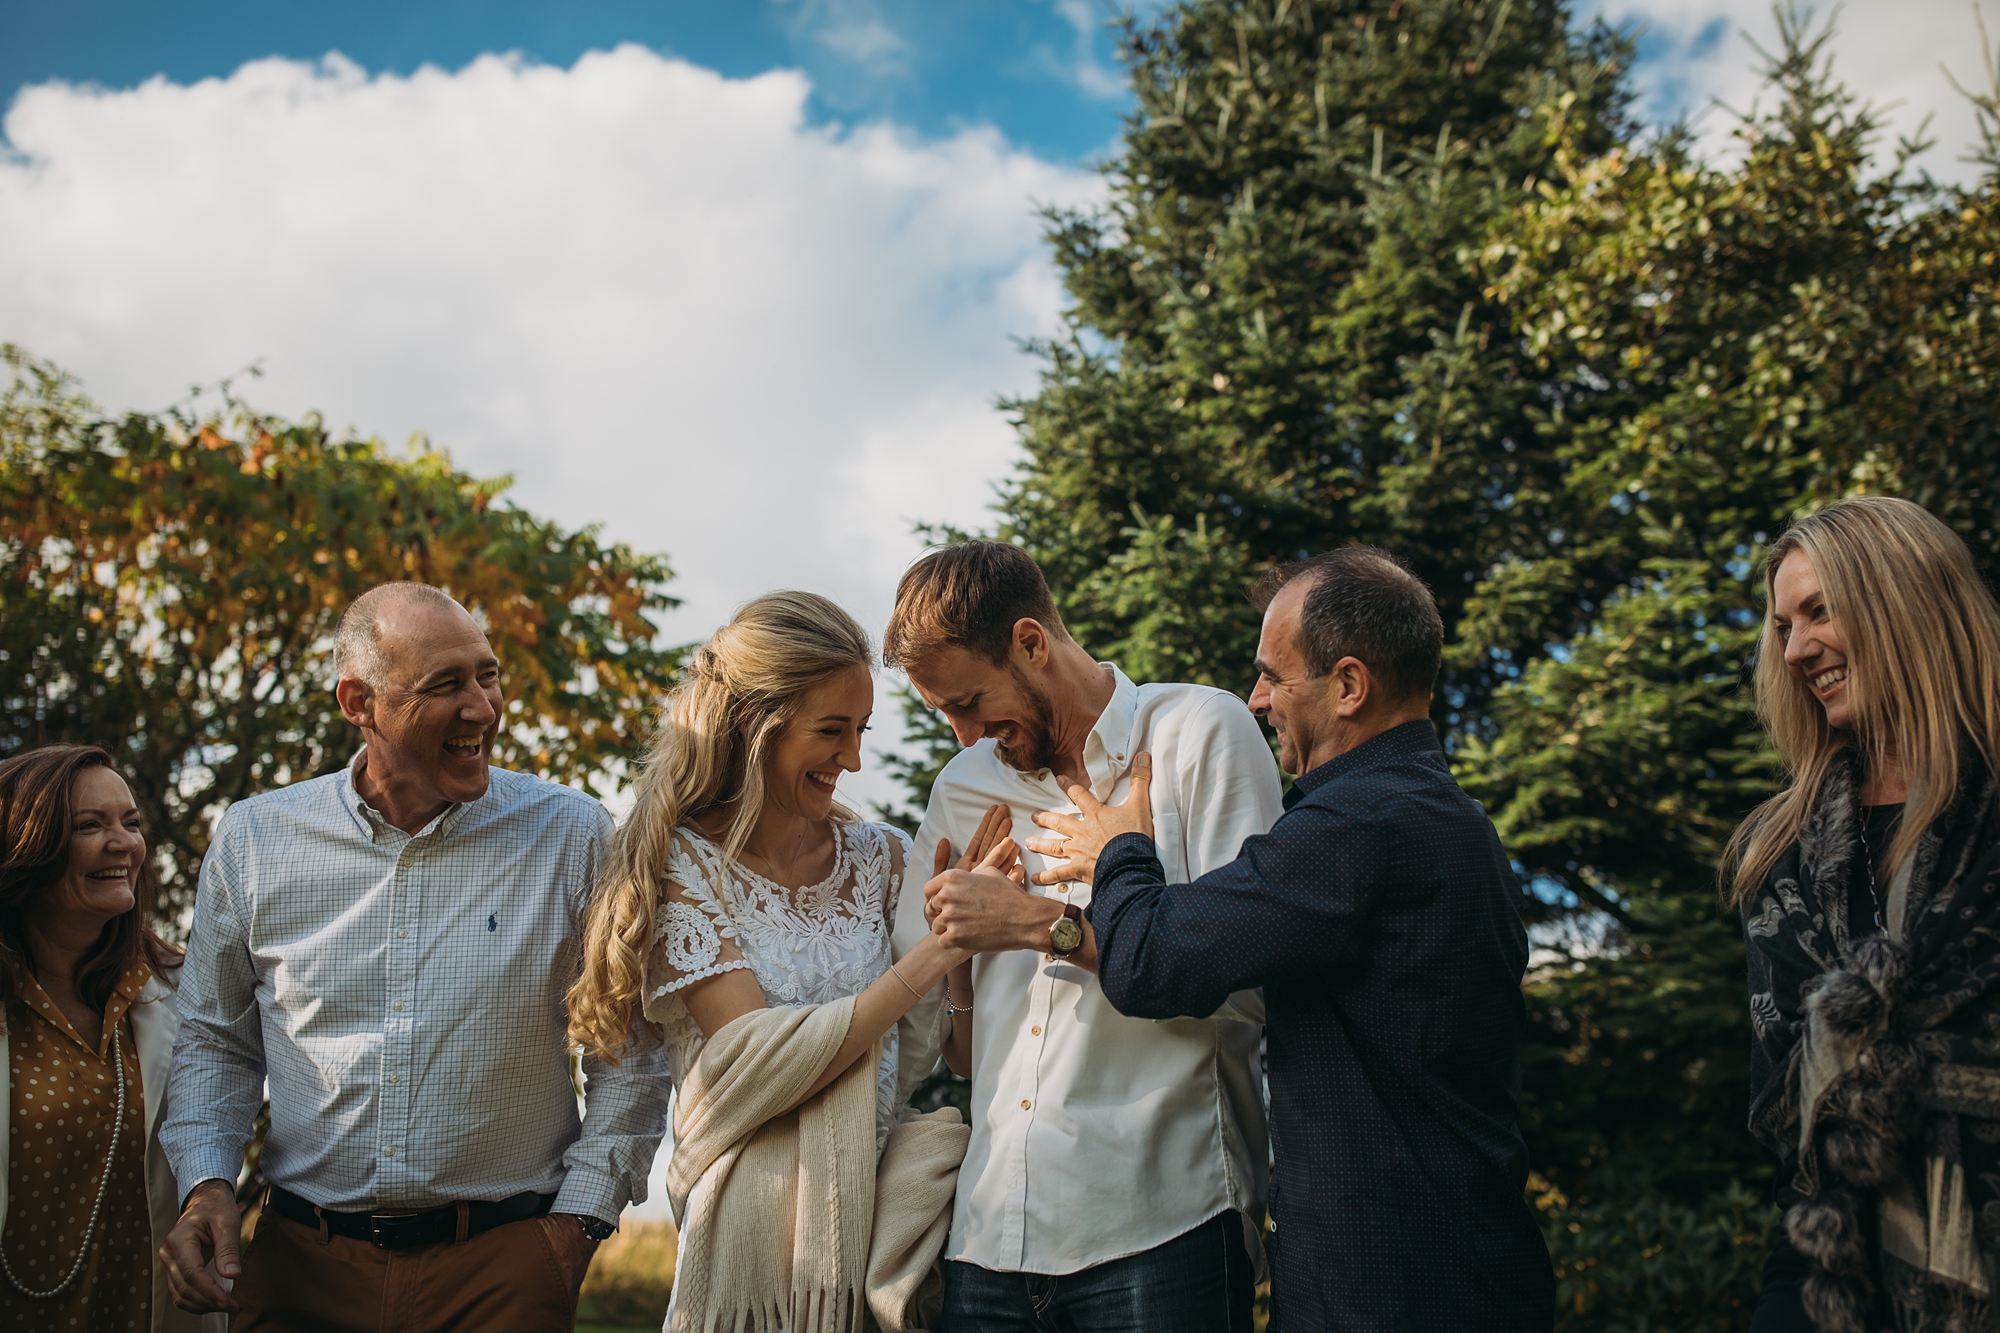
[233,1209,583,1333]
[941,1211,1255,1333]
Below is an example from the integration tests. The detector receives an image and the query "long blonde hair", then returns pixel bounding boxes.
[1722,496,2000,904]
[567,590,874,1060]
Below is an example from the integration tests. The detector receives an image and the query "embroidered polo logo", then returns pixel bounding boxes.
[487,914,497,932]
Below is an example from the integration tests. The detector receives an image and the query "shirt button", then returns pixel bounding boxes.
[1020,1099,1031,1111]
[394,1001,405,1011]
[1031,1026,1042,1036]
[385,1146,396,1158]
[387,1073,399,1084]
[397,928,408,939]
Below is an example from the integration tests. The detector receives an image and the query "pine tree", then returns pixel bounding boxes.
[890,2,2000,1324]
[1001,0,1632,719]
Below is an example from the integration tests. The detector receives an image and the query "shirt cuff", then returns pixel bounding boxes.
[1097,831,1162,886]
[173,1152,246,1209]
[552,1168,625,1227]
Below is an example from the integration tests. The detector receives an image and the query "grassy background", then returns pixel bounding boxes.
[577,1219,677,1329]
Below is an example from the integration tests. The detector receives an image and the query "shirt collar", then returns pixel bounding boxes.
[343,747,466,842]
[1086,664,1141,773]
[1284,719,1441,807]
[1007,663,1140,797]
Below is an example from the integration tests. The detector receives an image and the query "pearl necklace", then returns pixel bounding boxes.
[2,1024,128,1300]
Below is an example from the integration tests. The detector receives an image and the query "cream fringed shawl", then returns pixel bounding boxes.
[665,999,969,1333]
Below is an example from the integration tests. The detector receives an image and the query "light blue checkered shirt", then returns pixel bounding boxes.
[161,755,666,1224]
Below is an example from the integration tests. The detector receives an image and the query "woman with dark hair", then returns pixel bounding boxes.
[1728,496,2000,1332]
[0,744,209,1333]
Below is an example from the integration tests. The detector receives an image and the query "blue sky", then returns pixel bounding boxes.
[7,2,1981,176]
[1,0,1142,165]
[0,0,1979,859]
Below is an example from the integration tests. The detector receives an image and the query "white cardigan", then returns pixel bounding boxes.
[0,963,227,1333]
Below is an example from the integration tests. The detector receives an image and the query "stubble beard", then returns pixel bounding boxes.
[994,668,1063,775]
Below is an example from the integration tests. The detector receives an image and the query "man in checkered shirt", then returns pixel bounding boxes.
[158,582,667,1331]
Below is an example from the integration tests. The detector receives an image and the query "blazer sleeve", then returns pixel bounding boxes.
[1091,798,1388,1020]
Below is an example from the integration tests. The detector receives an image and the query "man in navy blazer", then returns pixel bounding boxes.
[1018,547,1553,1333]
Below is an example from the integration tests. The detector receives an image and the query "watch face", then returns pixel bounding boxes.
[1050,915,1084,954]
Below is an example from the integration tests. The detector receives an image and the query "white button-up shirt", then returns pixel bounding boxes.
[162,756,667,1224]
[893,665,1284,1275]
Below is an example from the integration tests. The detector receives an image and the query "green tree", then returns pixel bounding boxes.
[872,684,962,836]
[1002,0,1632,724]
[886,2,2000,1326]
[0,348,681,921]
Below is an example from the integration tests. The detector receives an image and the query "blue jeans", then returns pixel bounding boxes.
[941,1211,1255,1333]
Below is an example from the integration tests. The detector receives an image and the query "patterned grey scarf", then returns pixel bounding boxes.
[1743,751,2000,1332]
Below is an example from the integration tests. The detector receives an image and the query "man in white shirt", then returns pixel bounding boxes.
[884,541,1283,1333]
[158,582,666,1331]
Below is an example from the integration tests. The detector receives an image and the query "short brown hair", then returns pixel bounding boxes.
[883,541,1066,668]
[1254,547,1443,703]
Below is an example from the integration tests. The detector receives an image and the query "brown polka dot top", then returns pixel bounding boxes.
[1,958,153,1333]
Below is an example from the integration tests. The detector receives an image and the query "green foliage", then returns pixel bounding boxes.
[1520,914,1763,1207]
[1079,507,1265,693]
[873,1,2000,1326]
[1463,19,1997,1302]
[872,681,962,835]
[1002,0,1633,730]
[1538,1166,1776,1332]
[0,348,681,920]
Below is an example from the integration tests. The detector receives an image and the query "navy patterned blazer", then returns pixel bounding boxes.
[1090,720,1553,1333]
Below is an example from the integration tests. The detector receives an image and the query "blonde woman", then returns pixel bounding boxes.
[569,591,1012,1333]
[1727,497,2000,1333]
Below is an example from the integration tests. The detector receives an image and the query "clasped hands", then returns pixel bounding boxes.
[923,753,1154,955]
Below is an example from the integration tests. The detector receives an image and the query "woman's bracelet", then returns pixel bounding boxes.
[945,983,974,1016]
[887,961,924,1000]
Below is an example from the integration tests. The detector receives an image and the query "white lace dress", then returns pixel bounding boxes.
[641,818,914,1155]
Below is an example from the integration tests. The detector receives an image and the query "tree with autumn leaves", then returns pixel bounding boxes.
[0,346,680,919]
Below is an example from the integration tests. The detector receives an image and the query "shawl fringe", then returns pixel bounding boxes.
[664,1001,968,1333]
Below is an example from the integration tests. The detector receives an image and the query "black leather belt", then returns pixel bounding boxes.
[267,1185,555,1249]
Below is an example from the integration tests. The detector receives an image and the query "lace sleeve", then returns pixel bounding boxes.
[642,835,751,1022]
[880,823,915,925]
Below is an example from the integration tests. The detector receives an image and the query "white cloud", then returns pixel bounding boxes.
[1595,0,1996,185]
[0,45,1103,813]
[774,0,914,81]
[1036,0,1130,100]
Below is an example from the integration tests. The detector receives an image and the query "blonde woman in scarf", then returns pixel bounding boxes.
[570,591,1015,1333]
[1728,497,2000,1333]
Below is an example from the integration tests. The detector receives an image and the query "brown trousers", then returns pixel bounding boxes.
[231,1209,582,1333]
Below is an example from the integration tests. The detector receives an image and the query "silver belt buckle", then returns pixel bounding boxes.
[367,1211,431,1248]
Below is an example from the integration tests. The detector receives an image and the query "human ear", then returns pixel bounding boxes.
[1330,657,1371,719]
[1012,618,1049,667]
[335,677,377,731]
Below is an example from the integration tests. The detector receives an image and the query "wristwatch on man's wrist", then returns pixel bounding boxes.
[1047,902,1085,959]
[566,1213,617,1243]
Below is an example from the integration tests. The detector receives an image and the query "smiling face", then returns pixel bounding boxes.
[904,642,1061,774]
[1772,547,1858,731]
[1248,579,1336,775]
[338,598,503,813]
[43,766,146,934]
[762,665,874,821]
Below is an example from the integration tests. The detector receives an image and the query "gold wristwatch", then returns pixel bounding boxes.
[1048,903,1084,959]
